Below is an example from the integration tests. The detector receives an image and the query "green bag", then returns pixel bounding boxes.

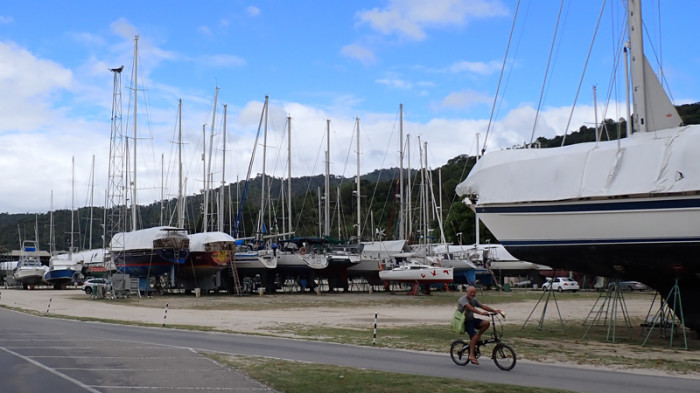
[451,309,466,334]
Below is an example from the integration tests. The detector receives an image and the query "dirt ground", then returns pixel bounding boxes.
[0,287,664,332]
[2,287,698,379]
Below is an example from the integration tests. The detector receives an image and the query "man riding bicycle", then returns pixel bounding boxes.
[457,285,501,365]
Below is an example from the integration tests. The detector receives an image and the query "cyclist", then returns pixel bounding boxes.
[457,285,501,365]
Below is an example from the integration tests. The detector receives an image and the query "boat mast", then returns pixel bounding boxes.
[287,115,293,234]
[628,0,646,134]
[475,132,480,246]
[201,124,207,231]
[324,119,330,237]
[131,35,138,231]
[177,99,184,228]
[49,191,55,255]
[204,87,219,233]
[406,133,411,241]
[258,96,269,237]
[355,117,361,241]
[398,104,404,240]
[70,156,75,255]
[219,103,227,233]
[89,155,95,249]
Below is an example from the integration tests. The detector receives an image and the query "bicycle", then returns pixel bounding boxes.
[450,312,517,371]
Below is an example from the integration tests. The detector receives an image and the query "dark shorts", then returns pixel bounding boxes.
[464,318,484,337]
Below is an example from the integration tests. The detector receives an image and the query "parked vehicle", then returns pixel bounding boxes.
[82,277,111,295]
[542,277,579,292]
[618,281,647,291]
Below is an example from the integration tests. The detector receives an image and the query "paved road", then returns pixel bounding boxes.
[0,308,696,392]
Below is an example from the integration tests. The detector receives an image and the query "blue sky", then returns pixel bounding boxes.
[1,0,699,214]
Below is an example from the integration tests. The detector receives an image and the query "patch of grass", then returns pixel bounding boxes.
[203,352,568,393]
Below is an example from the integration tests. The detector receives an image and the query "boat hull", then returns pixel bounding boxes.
[14,268,46,286]
[44,267,77,286]
[113,248,188,277]
[475,195,700,332]
[379,267,453,283]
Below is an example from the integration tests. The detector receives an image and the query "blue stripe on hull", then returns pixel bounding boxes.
[476,196,700,214]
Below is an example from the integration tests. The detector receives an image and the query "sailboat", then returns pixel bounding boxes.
[172,94,232,292]
[13,240,48,289]
[456,0,700,332]
[108,36,190,284]
[45,160,80,289]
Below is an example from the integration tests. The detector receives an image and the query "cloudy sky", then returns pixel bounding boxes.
[1,0,698,214]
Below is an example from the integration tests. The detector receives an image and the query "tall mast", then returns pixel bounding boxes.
[49,191,55,255]
[628,0,646,134]
[355,117,361,241]
[201,124,207,232]
[220,103,227,232]
[89,155,95,249]
[177,99,184,228]
[475,132,480,245]
[207,87,219,232]
[324,119,331,237]
[70,156,75,255]
[258,96,268,236]
[287,115,293,234]
[131,35,138,231]
[406,133,411,241]
[398,104,404,240]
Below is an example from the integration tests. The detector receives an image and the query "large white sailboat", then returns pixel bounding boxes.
[457,0,700,332]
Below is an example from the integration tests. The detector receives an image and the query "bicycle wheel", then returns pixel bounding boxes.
[449,340,470,366]
[492,343,517,371]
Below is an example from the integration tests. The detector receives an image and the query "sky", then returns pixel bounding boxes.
[1,0,699,214]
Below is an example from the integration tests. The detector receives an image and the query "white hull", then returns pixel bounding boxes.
[379,264,453,283]
[276,252,329,270]
[475,195,700,247]
[234,251,277,270]
[14,267,47,285]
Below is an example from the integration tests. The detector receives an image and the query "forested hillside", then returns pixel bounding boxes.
[2,102,699,254]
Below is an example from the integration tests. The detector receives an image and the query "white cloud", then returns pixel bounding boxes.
[0,42,74,132]
[440,90,491,109]
[357,0,508,41]
[447,60,501,75]
[68,32,107,47]
[198,26,213,36]
[110,18,139,41]
[246,6,261,17]
[203,54,247,67]
[0,15,14,24]
[376,77,412,89]
[340,44,377,66]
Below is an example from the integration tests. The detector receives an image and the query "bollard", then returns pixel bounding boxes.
[46,297,52,315]
[372,313,378,345]
[162,303,169,327]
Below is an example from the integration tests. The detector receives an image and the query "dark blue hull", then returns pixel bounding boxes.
[114,248,189,278]
[44,268,76,285]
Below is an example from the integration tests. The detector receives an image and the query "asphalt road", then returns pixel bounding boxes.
[0,307,696,393]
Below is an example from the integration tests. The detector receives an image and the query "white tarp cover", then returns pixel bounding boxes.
[109,226,186,250]
[456,125,700,205]
[361,240,407,257]
[188,232,235,252]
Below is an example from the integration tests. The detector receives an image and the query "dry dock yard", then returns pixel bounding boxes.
[1,287,699,379]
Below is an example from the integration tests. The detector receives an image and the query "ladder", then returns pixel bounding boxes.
[228,251,242,295]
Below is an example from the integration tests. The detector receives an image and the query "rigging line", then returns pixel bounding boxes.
[292,121,326,231]
[529,0,565,146]
[483,0,521,155]
[598,13,629,143]
[641,7,675,105]
[561,0,607,147]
